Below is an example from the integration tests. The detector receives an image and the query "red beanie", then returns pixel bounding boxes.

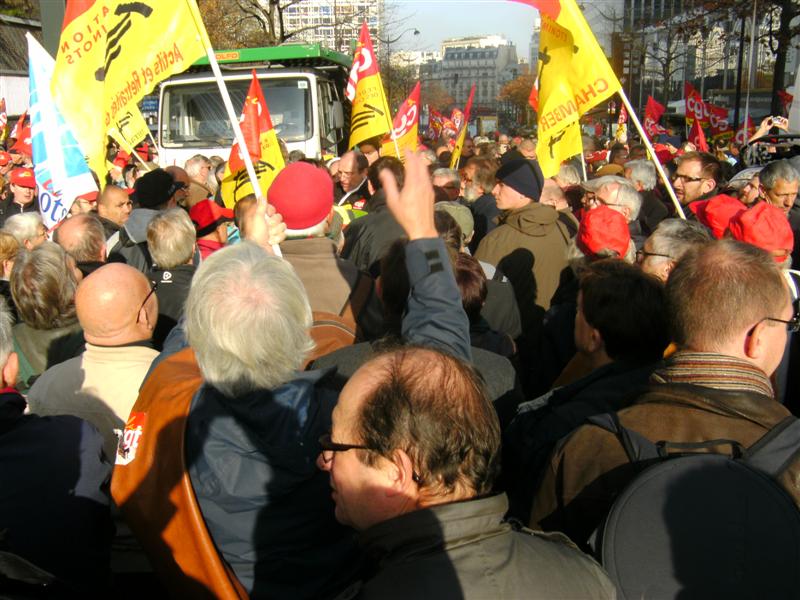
[577,205,631,259]
[267,162,333,230]
[729,202,794,262]
[690,194,746,239]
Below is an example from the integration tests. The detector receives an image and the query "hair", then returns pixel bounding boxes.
[613,182,643,220]
[464,156,497,193]
[625,159,657,191]
[0,232,20,264]
[609,143,628,163]
[455,253,487,324]
[556,164,581,186]
[185,242,314,397]
[0,300,13,366]
[433,210,463,252]
[367,156,404,192]
[357,346,501,496]
[54,213,105,263]
[352,152,369,173]
[759,159,800,190]
[629,144,647,160]
[234,194,258,231]
[677,151,722,185]
[184,154,211,179]
[11,242,78,329]
[432,168,461,189]
[647,219,712,266]
[667,239,788,351]
[147,208,197,269]
[566,237,636,274]
[287,150,306,163]
[579,259,669,362]
[2,212,42,246]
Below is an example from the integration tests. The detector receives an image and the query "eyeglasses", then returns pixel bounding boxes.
[136,281,158,324]
[671,173,706,184]
[318,433,423,484]
[636,249,672,263]
[585,190,624,209]
[762,314,800,333]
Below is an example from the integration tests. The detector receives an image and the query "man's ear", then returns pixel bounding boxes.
[701,178,717,196]
[3,352,19,389]
[587,327,605,355]
[744,320,766,361]
[385,448,418,498]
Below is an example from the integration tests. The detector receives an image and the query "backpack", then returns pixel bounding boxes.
[587,412,800,600]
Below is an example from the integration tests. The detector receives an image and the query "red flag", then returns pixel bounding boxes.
[345,21,381,103]
[449,84,476,168]
[0,98,7,144]
[228,70,274,173]
[617,104,628,125]
[707,104,731,139]
[778,90,794,115]
[10,111,31,157]
[381,82,421,157]
[508,0,561,19]
[643,96,666,139]
[528,83,539,112]
[688,119,709,152]
[684,82,707,127]
[10,110,26,140]
[427,107,444,139]
[734,116,755,146]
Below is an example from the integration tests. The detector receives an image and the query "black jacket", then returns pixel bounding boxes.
[0,196,39,228]
[340,191,404,277]
[148,264,196,350]
[468,192,500,254]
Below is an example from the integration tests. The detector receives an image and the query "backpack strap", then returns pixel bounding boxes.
[586,412,661,463]
[743,415,800,477]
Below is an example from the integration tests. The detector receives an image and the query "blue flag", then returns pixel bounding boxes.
[27,33,97,230]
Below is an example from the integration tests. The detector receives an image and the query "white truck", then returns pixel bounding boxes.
[157,44,352,166]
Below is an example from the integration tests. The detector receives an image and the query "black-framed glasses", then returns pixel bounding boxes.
[318,433,423,484]
[763,314,800,333]
[671,173,705,184]
[636,249,673,263]
[136,281,158,324]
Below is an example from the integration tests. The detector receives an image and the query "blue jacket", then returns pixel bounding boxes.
[183,238,471,598]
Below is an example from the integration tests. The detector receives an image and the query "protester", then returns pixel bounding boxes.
[580,175,645,248]
[670,151,723,209]
[637,218,712,282]
[335,150,371,208]
[189,198,233,260]
[0,231,20,321]
[431,167,461,202]
[10,242,85,391]
[461,156,500,253]
[624,159,669,234]
[54,213,107,277]
[26,263,159,458]
[758,159,799,217]
[2,212,47,250]
[146,208,197,349]
[97,185,133,234]
[531,239,800,548]
[0,167,38,227]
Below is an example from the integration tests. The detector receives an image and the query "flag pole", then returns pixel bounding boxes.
[186,4,281,255]
[108,129,152,172]
[617,88,685,219]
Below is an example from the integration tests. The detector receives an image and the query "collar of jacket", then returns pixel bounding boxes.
[280,237,337,256]
[358,493,510,565]
[499,202,560,235]
[0,388,27,433]
[651,351,774,398]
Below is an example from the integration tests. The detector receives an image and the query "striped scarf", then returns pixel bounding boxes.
[651,351,774,398]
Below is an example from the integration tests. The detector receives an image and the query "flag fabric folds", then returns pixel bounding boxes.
[51,0,208,178]
[734,116,755,146]
[381,82,420,158]
[615,104,628,143]
[9,111,32,157]
[521,0,622,176]
[346,22,392,149]
[27,33,97,230]
[220,70,286,209]
[450,84,476,169]
[684,82,707,127]
[688,119,709,152]
[426,107,444,140]
[643,96,666,139]
[0,99,8,145]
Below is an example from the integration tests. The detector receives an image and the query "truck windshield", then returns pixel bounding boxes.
[161,77,312,147]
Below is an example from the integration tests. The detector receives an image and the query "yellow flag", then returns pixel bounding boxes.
[449,84,476,169]
[107,103,150,154]
[529,0,622,176]
[347,22,392,149]
[52,0,208,178]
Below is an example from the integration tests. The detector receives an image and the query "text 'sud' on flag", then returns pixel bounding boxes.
[52,0,208,178]
[27,34,97,230]
[220,70,285,209]
[517,0,622,176]
[381,81,421,159]
[347,21,392,149]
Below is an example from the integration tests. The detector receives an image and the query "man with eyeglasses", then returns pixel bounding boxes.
[669,151,722,210]
[335,150,371,209]
[581,175,646,248]
[532,239,800,548]
[636,218,711,282]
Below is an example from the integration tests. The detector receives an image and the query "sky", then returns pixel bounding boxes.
[386,0,538,63]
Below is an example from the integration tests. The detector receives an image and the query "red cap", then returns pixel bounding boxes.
[9,167,35,188]
[189,199,234,237]
[689,194,746,239]
[76,190,99,203]
[577,205,631,259]
[0,151,11,166]
[267,162,333,230]
[729,202,794,262]
[112,151,130,170]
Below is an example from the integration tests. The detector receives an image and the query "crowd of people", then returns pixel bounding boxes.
[0,113,800,599]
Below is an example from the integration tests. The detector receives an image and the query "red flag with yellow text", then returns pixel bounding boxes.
[347,22,392,149]
[644,96,666,138]
[450,84,476,168]
[220,70,286,208]
[381,82,420,159]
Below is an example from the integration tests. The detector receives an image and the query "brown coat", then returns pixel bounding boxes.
[531,382,799,548]
[475,202,571,328]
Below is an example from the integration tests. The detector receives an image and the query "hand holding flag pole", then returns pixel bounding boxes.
[185,1,282,255]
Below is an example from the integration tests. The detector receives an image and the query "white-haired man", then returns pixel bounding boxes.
[117,152,477,598]
[581,175,646,249]
[624,159,669,234]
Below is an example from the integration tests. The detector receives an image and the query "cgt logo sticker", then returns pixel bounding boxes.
[116,411,147,466]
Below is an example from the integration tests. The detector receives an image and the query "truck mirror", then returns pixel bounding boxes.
[331,101,345,129]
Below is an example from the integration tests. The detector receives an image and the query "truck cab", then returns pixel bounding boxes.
[157,44,351,167]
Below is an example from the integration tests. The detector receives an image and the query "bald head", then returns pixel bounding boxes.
[76,263,157,345]
[55,213,106,263]
[165,166,190,205]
